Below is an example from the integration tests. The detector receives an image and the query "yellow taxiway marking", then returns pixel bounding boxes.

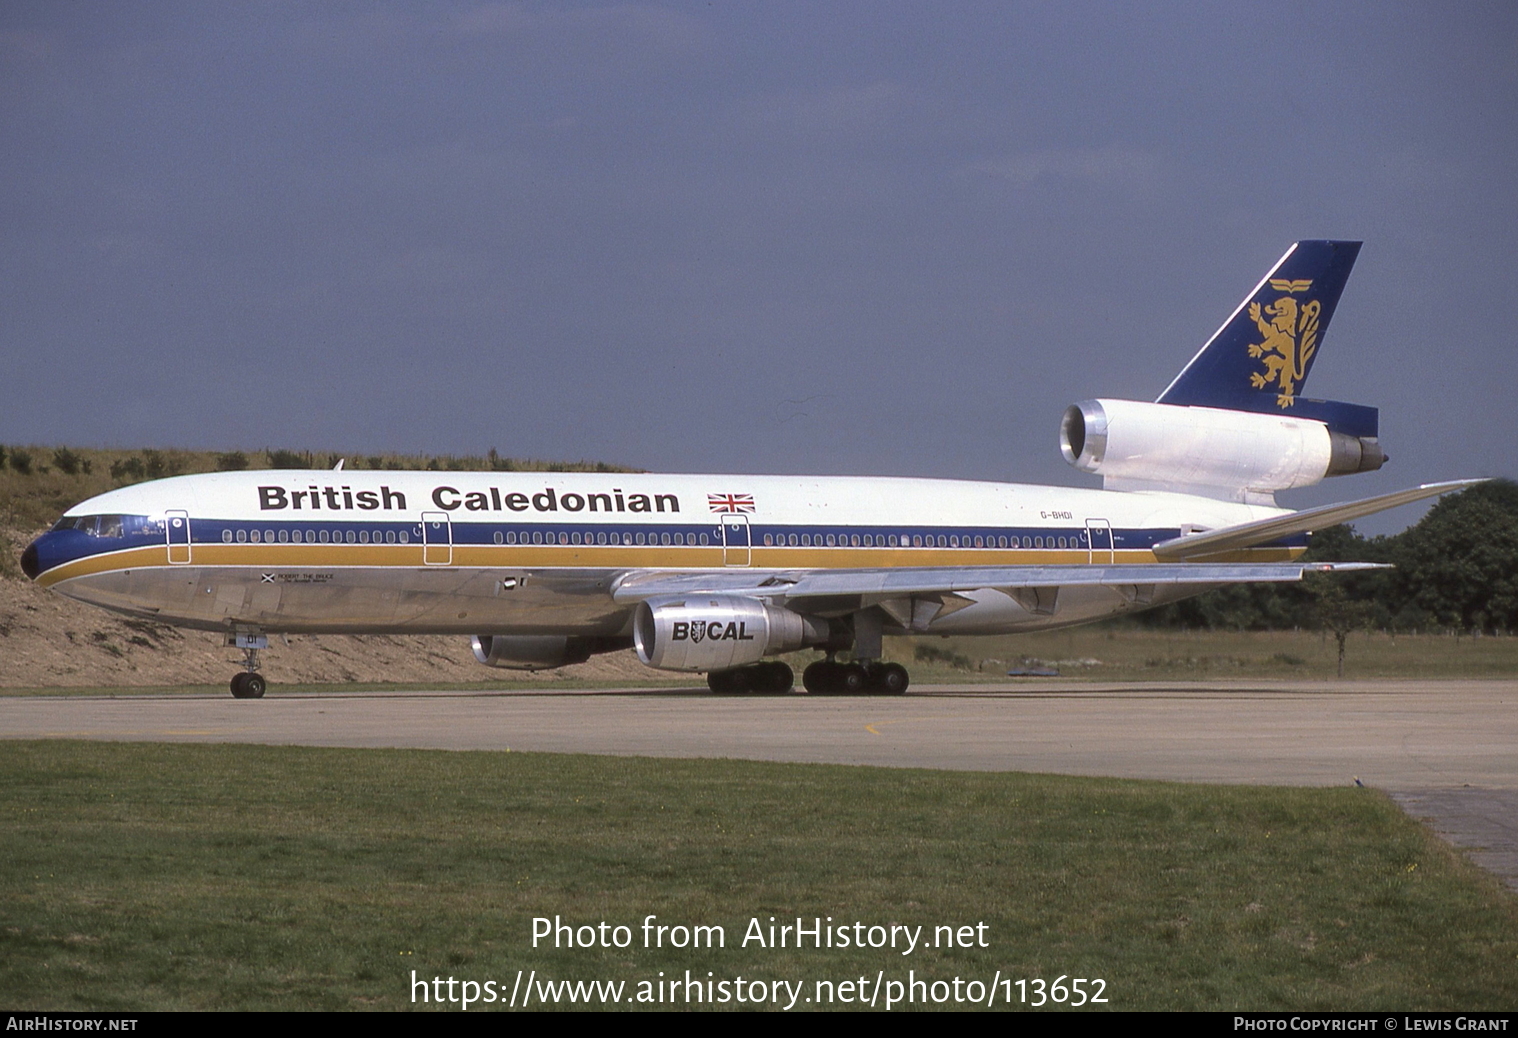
[864,718,934,736]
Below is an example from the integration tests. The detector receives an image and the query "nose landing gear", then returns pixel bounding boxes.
[227,632,269,699]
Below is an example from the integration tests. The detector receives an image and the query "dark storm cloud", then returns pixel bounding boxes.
[2,1,1515,532]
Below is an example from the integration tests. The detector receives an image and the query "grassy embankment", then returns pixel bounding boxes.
[2,741,1515,1011]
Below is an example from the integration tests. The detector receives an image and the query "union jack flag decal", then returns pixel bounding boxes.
[708,493,755,514]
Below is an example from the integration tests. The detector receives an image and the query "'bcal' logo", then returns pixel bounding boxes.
[1248,279,1320,408]
[688,621,706,644]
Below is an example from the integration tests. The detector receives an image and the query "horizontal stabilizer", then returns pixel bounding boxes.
[1150,479,1485,561]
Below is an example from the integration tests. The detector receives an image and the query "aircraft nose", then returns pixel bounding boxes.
[20,541,40,580]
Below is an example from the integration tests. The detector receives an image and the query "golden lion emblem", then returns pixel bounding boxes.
[1247,295,1321,407]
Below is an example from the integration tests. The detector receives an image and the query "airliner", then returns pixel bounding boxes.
[21,241,1475,698]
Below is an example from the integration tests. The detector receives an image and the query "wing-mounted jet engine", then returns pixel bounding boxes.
[471,634,631,670]
[633,596,840,693]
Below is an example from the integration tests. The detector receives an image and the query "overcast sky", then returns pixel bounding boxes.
[3,2,1514,532]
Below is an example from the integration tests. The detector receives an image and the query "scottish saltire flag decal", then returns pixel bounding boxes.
[708,493,755,513]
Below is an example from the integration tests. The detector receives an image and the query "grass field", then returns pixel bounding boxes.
[2,741,1515,1011]
[894,627,1518,683]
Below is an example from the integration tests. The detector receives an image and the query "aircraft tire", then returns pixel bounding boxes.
[763,662,795,693]
[839,663,868,695]
[230,673,267,699]
[707,669,742,693]
[802,660,836,694]
[876,663,910,695]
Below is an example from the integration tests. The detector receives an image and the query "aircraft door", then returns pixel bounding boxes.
[721,514,751,566]
[422,512,452,565]
[1085,519,1113,564]
[166,510,192,565]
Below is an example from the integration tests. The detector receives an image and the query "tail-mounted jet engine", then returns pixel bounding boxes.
[471,634,630,670]
[633,596,834,672]
[1060,399,1384,501]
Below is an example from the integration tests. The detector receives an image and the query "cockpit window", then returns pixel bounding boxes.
[48,514,160,538]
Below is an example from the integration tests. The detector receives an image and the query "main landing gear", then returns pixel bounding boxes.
[706,658,912,695]
[228,632,269,699]
[802,659,910,695]
[707,661,795,694]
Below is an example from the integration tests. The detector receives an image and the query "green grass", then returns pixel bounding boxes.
[2,741,1515,1011]
[896,627,1518,682]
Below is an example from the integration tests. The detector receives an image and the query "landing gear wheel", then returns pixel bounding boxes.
[802,660,838,694]
[708,662,796,694]
[230,673,266,699]
[875,662,910,695]
[839,663,868,694]
[707,669,742,693]
[763,661,795,693]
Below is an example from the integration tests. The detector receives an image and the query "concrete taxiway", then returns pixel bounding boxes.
[4,679,1516,887]
[3,679,1514,789]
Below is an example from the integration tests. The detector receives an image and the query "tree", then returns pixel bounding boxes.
[1306,574,1373,677]
[1391,481,1518,634]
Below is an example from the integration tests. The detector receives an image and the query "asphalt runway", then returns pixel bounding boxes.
[4,679,1516,888]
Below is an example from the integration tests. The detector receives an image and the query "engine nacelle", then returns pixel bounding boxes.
[633,596,832,672]
[1060,399,1383,499]
[471,634,628,670]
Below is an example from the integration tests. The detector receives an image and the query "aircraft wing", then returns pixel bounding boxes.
[1149,479,1484,561]
[610,560,1388,607]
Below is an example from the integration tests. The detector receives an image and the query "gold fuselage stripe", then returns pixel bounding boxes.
[36,541,1304,588]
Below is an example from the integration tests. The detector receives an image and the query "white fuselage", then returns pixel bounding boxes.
[33,469,1295,638]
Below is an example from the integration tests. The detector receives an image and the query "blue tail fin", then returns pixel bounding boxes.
[1157,240,1375,436]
